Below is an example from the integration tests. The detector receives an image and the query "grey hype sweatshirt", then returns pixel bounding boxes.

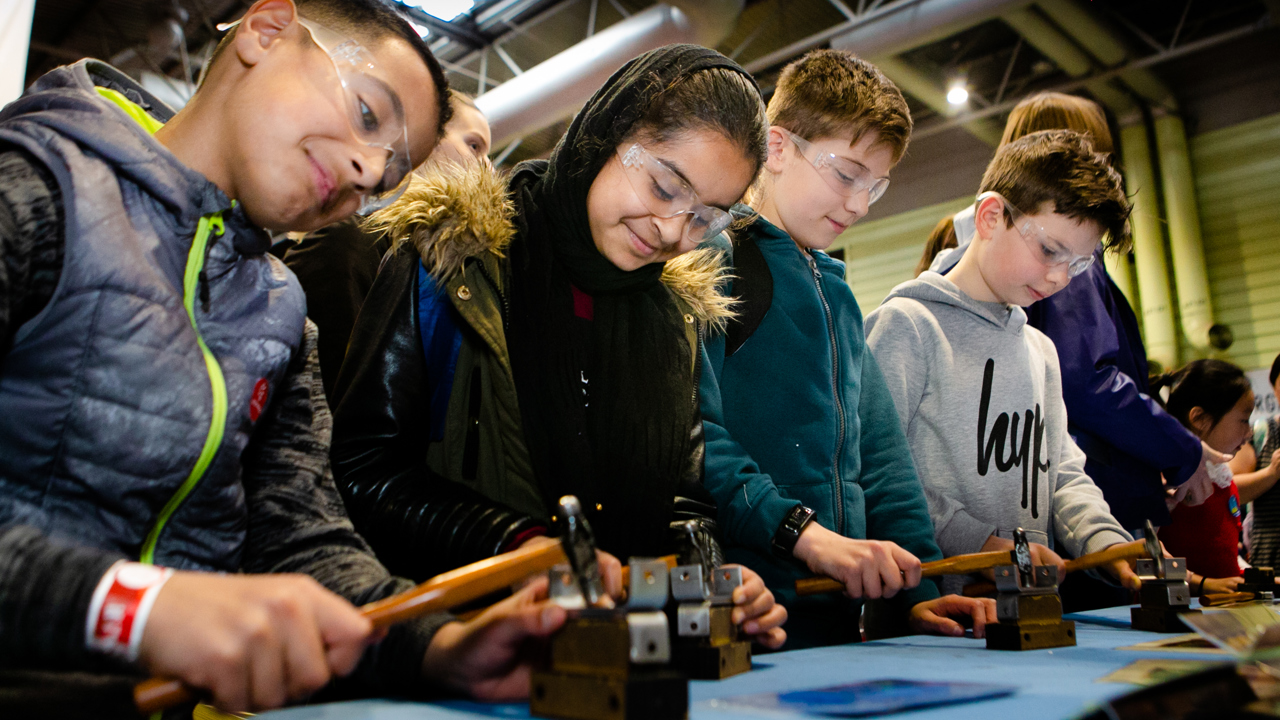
[864,272,1131,570]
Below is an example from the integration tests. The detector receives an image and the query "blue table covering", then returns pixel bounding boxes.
[260,605,1226,720]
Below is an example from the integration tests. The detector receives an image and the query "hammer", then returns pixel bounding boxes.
[796,526,1156,597]
[133,495,600,715]
[1061,521,1158,576]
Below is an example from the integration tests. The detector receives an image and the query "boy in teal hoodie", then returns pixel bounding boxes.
[700,50,993,649]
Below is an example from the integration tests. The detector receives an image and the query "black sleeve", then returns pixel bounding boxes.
[0,525,123,671]
[238,318,451,695]
[0,147,64,355]
[239,317,450,691]
[668,328,725,568]
[330,243,542,583]
[281,220,388,404]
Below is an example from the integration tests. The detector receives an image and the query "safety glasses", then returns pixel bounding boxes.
[617,143,740,245]
[784,129,890,205]
[217,16,412,215]
[980,191,1097,278]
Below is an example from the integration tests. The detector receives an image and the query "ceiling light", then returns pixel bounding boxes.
[946,84,969,106]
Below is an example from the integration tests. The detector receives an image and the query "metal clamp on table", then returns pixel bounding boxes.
[1130,520,1199,631]
[531,498,687,720]
[669,520,752,680]
[986,528,1077,651]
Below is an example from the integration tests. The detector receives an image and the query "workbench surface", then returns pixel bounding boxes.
[259,604,1227,720]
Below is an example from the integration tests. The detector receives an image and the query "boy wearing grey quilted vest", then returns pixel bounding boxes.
[0,0,569,712]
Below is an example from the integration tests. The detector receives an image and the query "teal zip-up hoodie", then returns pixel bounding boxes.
[700,217,941,649]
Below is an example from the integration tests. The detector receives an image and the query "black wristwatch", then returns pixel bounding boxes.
[771,504,816,558]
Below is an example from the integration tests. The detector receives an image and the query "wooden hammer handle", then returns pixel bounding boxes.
[134,537,567,715]
[795,549,1014,597]
[1202,591,1256,607]
[1062,539,1148,574]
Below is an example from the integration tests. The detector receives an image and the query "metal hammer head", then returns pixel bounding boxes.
[674,520,715,591]
[1142,520,1161,563]
[558,495,605,607]
[1012,528,1033,585]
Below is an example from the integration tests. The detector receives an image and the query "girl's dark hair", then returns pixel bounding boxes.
[630,67,768,173]
[1151,359,1252,430]
[1271,352,1280,387]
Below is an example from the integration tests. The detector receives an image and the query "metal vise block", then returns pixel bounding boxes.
[627,559,671,611]
[671,564,708,602]
[1240,566,1276,595]
[1135,557,1189,581]
[1131,556,1198,633]
[548,564,587,610]
[672,564,750,679]
[676,602,734,643]
[986,564,1076,651]
[530,668,687,720]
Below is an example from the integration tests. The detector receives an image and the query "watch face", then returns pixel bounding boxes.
[774,506,813,556]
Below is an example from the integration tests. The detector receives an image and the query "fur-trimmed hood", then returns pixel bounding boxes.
[367,162,736,331]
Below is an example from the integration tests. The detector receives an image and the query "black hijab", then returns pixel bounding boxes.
[504,45,757,560]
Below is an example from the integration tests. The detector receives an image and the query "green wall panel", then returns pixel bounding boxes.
[832,196,973,312]
[1191,111,1280,372]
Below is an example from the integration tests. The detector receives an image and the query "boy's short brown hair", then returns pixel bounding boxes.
[980,129,1132,253]
[767,49,912,162]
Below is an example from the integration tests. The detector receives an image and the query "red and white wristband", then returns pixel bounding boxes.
[85,561,174,661]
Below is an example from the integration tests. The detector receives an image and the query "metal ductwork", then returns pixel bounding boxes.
[475,0,743,149]
[828,0,1031,146]
[870,55,1004,145]
[1035,0,1176,110]
[1000,6,1136,115]
[829,0,1030,59]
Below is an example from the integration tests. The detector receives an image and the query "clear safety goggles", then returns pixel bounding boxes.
[617,143,742,245]
[784,129,890,205]
[980,191,1097,278]
[217,16,412,215]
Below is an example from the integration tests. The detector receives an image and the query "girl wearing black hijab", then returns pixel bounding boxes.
[331,45,786,648]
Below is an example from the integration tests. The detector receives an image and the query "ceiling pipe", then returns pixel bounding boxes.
[827,0,1031,61]
[825,0,1031,145]
[870,56,1004,145]
[475,0,742,148]
[1035,0,1176,110]
[908,22,1261,140]
[999,6,1136,115]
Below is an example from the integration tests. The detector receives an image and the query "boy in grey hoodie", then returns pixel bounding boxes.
[865,130,1140,595]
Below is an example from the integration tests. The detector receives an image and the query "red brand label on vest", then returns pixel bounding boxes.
[249,378,269,422]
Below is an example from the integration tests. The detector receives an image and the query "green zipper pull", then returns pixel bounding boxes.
[140,211,229,565]
[198,215,223,313]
